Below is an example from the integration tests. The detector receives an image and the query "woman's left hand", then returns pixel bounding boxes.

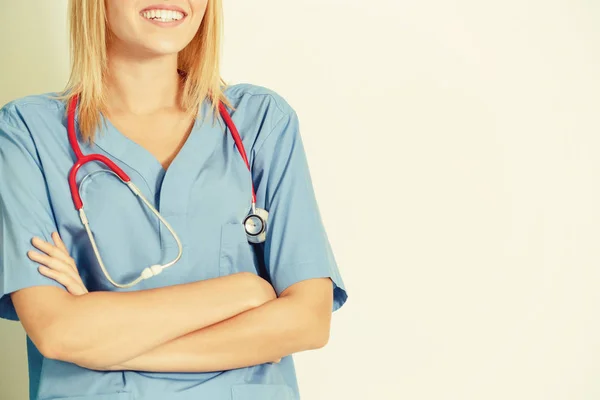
[27,232,89,296]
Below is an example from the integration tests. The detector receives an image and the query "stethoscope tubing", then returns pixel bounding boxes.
[67,94,256,210]
[65,93,261,288]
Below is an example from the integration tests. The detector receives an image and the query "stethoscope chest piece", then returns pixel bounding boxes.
[244,207,269,243]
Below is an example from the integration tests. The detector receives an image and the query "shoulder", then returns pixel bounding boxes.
[223,82,296,119]
[0,93,67,164]
[222,83,300,153]
[0,92,66,130]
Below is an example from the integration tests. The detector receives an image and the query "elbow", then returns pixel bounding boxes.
[294,303,333,350]
[51,339,104,369]
[280,309,330,351]
[41,338,107,370]
[37,331,73,362]
[279,281,334,351]
[32,316,70,361]
[37,322,103,369]
[37,337,60,361]
[307,324,330,350]
[303,313,331,350]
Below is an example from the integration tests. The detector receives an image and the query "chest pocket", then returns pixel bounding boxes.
[219,222,262,277]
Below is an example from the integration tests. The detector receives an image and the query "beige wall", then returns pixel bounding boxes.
[2,0,600,399]
[0,3,70,399]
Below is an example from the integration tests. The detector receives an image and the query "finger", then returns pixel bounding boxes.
[51,232,78,272]
[31,237,77,271]
[27,250,78,279]
[28,250,87,291]
[38,266,88,296]
[31,237,71,262]
[52,232,69,255]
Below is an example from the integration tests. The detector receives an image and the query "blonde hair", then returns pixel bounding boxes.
[55,0,230,145]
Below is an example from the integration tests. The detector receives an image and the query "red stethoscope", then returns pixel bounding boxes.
[67,94,269,288]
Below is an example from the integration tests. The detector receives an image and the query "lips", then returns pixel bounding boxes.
[141,9,185,22]
[140,4,187,15]
[139,4,189,26]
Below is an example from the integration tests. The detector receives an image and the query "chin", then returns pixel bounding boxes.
[135,40,188,56]
[149,43,186,55]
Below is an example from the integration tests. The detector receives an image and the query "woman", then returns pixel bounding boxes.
[0,1,347,399]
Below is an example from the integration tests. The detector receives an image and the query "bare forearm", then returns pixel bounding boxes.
[49,272,268,368]
[112,279,333,373]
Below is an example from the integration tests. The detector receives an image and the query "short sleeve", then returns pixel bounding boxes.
[0,120,65,321]
[252,107,348,312]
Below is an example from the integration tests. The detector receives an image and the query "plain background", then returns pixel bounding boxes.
[2,0,600,399]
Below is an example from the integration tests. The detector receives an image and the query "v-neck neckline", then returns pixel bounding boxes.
[98,106,200,172]
[86,99,224,214]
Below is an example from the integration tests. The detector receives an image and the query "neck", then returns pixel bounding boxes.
[104,44,183,116]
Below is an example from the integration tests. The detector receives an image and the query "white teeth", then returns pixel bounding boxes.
[141,9,185,22]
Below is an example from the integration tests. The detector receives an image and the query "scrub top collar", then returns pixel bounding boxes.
[73,99,226,216]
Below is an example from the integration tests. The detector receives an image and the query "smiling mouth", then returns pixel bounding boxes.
[140,9,186,22]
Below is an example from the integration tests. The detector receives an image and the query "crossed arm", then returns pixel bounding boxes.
[11,233,334,372]
[105,278,332,372]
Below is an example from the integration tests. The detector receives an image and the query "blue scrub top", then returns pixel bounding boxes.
[0,83,347,400]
